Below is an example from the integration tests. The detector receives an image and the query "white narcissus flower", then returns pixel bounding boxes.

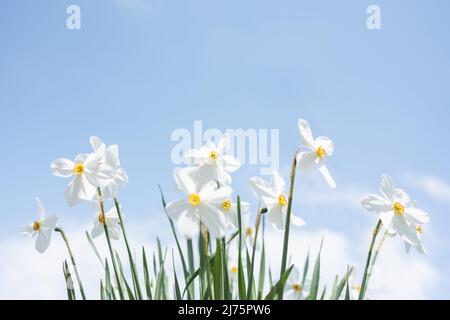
[89,136,129,199]
[249,171,306,232]
[90,201,121,240]
[165,168,232,239]
[218,198,250,231]
[184,133,241,185]
[22,198,58,253]
[284,267,310,300]
[51,148,114,207]
[297,119,336,189]
[361,175,429,246]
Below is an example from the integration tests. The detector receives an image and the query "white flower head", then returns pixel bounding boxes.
[51,146,115,207]
[361,175,429,246]
[166,168,232,239]
[249,171,306,232]
[218,198,250,231]
[297,119,336,189]
[284,266,310,300]
[184,133,241,185]
[22,198,58,253]
[90,201,121,240]
[89,136,129,199]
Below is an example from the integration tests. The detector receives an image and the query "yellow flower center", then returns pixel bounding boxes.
[417,225,422,235]
[73,163,85,176]
[209,151,218,160]
[278,194,287,207]
[246,227,253,236]
[222,200,232,211]
[293,283,302,292]
[354,284,361,293]
[32,221,41,231]
[393,202,405,215]
[188,193,201,207]
[231,266,238,274]
[316,146,326,159]
[98,213,106,224]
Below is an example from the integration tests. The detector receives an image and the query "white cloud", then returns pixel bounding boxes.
[407,175,450,205]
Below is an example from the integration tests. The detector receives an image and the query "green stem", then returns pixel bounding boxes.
[98,189,125,300]
[246,208,262,300]
[278,154,298,299]
[359,219,382,300]
[55,227,86,300]
[114,197,143,300]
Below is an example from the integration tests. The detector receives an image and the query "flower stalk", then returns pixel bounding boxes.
[278,154,298,299]
[114,197,143,299]
[358,219,382,300]
[98,189,125,300]
[246,207,263,299]
[55,227,86,300]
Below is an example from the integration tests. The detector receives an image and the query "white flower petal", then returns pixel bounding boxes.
[361,194,392,213]
[221,155,241,173]
[173,167,197,194]
[298,119,315,149]
[177,210,200,238]
[35,229,52,253]
[297,151,317,172]
[317,163,336,189]
[271,171,286,195]
[393,215,419,246]
[380,175,395,202]
[201,185,232,205]
[379,211,394,230]
[199,203,227,239]
[404,207,429,225]
[41,214,58,230]
[64,175,97,207]
[249,177,277,200]
[35,197,46,218]
[184,148,209,165]
[106,145,120,167]
[314,136,334,156]
[91,221,104,238]
[267,203,284,232]
[90,136,105,152]
[51,158,75,178]
[165,199,189,220]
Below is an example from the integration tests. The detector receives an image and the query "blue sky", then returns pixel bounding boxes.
[1,0,450,299]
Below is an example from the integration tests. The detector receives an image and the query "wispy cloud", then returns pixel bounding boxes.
[406,175,450,206]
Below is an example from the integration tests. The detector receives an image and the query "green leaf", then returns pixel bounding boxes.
[154,248,167,300]
[172,250,182,300]
[301,250,310,286]
[236,196,247,300]
[306,239,323,300]
[142,247,153,300]
[264,264,294,300]
[212,239,223,300]
[85,230,104,267]
[333,267,353,300]
[115,251,135,300]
